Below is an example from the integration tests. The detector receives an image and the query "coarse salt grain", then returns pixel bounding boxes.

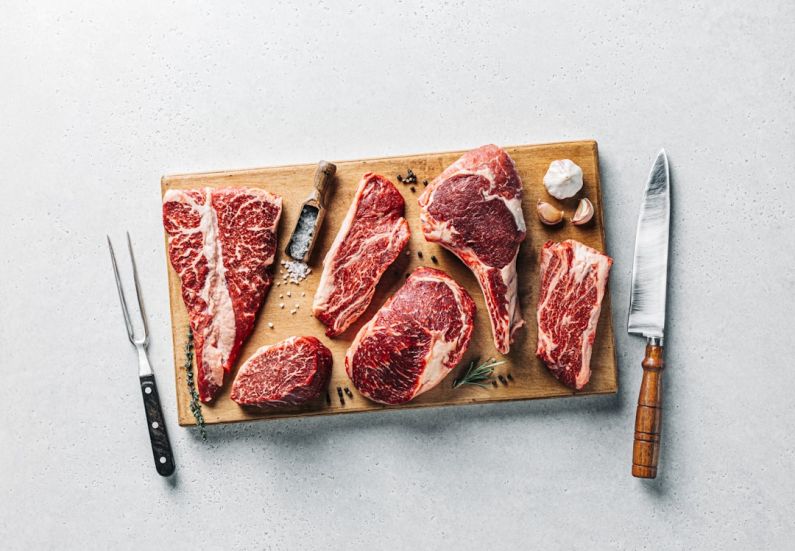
[283,259,310,284]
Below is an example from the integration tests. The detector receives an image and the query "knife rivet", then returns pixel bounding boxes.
[159,456,167,464]
[151,422,159,429]
[144,387,152,394]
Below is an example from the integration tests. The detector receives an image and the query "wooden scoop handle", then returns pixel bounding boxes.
[313,160,337,207]
[632,341,664,479]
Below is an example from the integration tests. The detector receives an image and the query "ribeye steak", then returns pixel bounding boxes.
[231,336,332,407]
[536,239,612,390]
[418,144,526,354]
[346,267,475,405]
[163,187,282,402]
[313,173,410,337]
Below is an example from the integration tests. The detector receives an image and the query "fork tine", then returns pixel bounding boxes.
[108,235,135,343]
[126,232,149,343]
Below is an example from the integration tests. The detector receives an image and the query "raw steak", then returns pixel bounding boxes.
[346,267,475,405]
[536,239,613,390]
[313,173,410,337]
[418,144,526,354]
[163,187,282,402]
[231,336,332,407]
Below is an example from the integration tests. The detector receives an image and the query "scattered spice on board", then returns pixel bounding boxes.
[184,328,207,441]
[281,259,310,284]
[431,255,438,264]
[336,386,345,405]
[344,387,354,399]
[397,168,418,185]
[417,251,423,259]
[410,186,416,193]
[423,179,429,187]
[498,375,508,386]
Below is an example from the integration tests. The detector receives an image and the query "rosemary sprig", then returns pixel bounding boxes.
[184,328,207,440]
[453,357,505,389]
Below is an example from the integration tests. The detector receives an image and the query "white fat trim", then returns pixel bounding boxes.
[536,248,563,355]
[577,251,611,384]
[415,334,458,397]
[199,189,236,388]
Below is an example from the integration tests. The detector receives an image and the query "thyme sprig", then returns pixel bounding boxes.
[184,328,207,440]
[453,357,505,389]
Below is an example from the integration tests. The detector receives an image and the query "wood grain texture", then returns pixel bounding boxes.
[632,342,665,478]
[161,141,617,426]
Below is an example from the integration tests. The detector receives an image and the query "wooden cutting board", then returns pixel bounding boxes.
[162,141,617,426]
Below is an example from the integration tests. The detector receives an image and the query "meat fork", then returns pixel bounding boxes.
[108,233,175,477]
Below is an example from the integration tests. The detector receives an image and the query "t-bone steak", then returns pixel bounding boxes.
[313,173,410,337]
[346,267,475,405]
[536,239,613,390]
[163,187,282,402]
[231,336,332,407]
[418,144,526,354]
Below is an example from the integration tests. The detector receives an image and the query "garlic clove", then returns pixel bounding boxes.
[572,198,595,226]
[543,159,584,200]
[537,200,565,226]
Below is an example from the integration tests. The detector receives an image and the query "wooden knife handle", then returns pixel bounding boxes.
[632,341,664,479]
[313,160,337,207]
[140,374,176,477]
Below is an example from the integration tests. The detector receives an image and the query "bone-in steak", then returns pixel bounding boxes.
[163,187,282,402]
[418,144,526,354]
[346,267,475,405]
[536,239,613,390]
[231,336,332,407]
[313,173,410,337]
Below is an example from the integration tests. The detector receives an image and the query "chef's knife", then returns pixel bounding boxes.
[628,149,670,479]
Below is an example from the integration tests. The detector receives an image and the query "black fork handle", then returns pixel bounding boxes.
[139,374,175,476]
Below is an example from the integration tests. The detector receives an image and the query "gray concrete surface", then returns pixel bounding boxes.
[1,1,793,549]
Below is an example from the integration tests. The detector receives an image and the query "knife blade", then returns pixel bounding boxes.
[628,149,670,480]
[628,149,670,338]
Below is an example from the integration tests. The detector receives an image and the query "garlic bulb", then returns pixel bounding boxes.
[543,159,583,200]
